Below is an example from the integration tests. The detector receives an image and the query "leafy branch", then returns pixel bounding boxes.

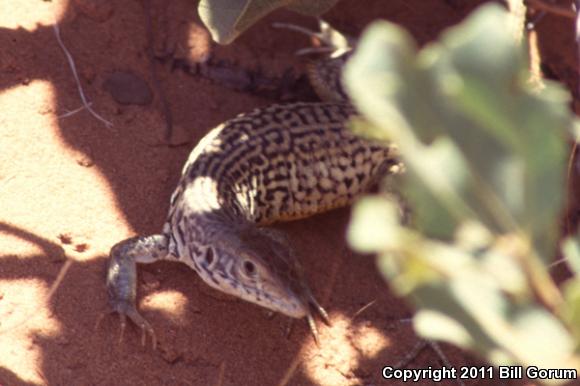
[345,4,580,378]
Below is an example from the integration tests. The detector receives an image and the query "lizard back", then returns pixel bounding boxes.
[168,102,397,228]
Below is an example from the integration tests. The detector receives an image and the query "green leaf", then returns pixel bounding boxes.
[413,277,507,360]
[509,307,576,370]
[347,195,400,253]
[285,0,338,15]
[562,279,580,342]
[400,138,471,239]
[479,244,528,296]
[344,3,579,371]
[344,3,571,258]
[414,273,575,369]
[198,0,339,44]
[562,237,580,275]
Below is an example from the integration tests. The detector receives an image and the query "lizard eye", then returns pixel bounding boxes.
[204,248,214,265]
[243,260,256,276]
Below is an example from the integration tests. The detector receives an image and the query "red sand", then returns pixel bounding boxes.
[1,1,577,385]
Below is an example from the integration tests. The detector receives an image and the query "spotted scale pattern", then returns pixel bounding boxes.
[168,102,395,228]
[106,99,399,341]
[156,102,398,318]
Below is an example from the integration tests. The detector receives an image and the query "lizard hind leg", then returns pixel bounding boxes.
[101,234,170,350]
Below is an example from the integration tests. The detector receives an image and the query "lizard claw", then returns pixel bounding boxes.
[95,307,157,350]
[309,296,331,326]
[307,312,321,346]
[121,306,157,349]
[305,291,332,346]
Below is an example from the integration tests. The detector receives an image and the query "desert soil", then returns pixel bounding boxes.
[0,0,578,385]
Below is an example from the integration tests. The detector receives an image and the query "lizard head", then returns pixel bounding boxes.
[196,224,328,327]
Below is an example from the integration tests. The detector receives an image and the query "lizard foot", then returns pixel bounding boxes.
[96,305,157,350]
[103,235,168,350]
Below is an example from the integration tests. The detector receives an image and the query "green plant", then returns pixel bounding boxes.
[345,3,580,380]
[198,0,339,44]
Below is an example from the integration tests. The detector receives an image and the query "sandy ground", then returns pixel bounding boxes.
[0,0,578,385]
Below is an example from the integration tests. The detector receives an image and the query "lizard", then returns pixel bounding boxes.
[105,20,400,349]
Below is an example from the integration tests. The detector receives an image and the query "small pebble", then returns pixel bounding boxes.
[103,71,153,106]
[58,233,72,245]
[74,243,89,253]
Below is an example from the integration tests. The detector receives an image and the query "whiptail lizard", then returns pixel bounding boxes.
[105,21,400,349]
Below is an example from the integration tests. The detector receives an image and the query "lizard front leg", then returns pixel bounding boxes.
[105,234,169,349]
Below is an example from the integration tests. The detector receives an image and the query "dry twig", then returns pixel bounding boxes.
[53,22,113,128]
